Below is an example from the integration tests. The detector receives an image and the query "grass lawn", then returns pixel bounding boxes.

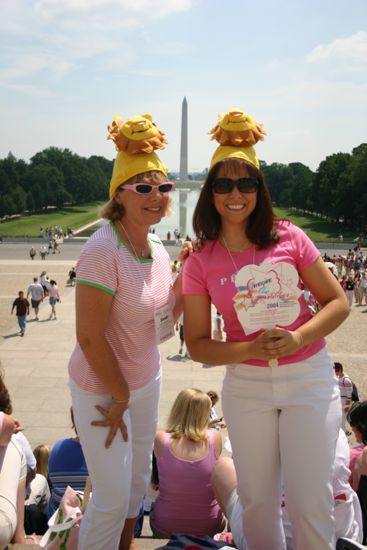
[274,208,359,243]
[0,202,361,243]
[0,202,104,237]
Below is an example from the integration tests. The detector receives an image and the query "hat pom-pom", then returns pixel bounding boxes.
[107,114,167,155]
[209,109,266,147]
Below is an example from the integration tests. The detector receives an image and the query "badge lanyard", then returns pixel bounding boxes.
[221,237,278,367]
[119,221,175,344]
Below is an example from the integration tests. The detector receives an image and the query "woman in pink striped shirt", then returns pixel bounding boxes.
[68,114,186,550]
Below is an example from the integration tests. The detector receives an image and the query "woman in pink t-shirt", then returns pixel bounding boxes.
[183,109,349,549]
[68,114,186,550]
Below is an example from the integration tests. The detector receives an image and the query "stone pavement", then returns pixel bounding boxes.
[1,241,366,549]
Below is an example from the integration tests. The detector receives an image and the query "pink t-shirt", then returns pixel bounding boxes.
[68,222,175,393]
[183,221,325,366]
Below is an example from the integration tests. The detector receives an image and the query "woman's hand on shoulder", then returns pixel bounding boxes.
[177,238,203,265]
[91,400,129,448]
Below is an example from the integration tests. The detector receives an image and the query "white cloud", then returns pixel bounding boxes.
[307,31,367,64]
[0,0,192,92]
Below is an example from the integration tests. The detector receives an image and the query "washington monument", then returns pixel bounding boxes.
[179,96,188,181]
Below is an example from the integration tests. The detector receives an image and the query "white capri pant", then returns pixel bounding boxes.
[0,439,26,550]
[69,372,161,550]
[222,348,341,550]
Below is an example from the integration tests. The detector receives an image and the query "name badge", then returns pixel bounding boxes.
[154,305,175,344]
[233,261,302,335]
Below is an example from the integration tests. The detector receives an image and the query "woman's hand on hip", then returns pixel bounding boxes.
[260,328,303,359]
[91,401,129,448]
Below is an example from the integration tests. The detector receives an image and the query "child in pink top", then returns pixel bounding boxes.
[183,108,349,549]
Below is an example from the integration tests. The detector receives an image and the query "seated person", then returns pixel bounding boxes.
[0,411,38,548]
[0,367,49,514]
[352,446,367,493]
[150,388,225,538]
[212,429,363,549]
[348,402,367,481]
[47,408,88,517]
[33,444,51,479]
[207,390,226,430]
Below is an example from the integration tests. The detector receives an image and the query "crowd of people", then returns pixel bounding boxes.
[321,250,367,308]
[3,108,367,550]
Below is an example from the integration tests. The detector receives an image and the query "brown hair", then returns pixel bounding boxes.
[192,158,278,249]
[101,170,172,221]
[0,368,12,414]
[207,390,219,406]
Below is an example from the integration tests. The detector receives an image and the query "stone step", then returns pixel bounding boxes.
[8,537,167,549]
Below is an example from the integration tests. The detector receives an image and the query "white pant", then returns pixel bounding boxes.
[69,373,161,550]
[0,439,26,550]
[222,348,341,550]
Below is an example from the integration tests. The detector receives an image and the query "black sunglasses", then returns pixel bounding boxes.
[212,177,259,195]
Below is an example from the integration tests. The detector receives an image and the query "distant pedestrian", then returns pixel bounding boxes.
[345,275,355,308]
[67,267,76,287]
[48,280,60,320]
[213,311,224,341]
[27,277,44,320]
[11,291,30,336]
[39,246,47,260]
[334,362,353,432]
[53,240,60,254]
[40,271,50,297]
[176,314,186,356]
[29,247,36,260]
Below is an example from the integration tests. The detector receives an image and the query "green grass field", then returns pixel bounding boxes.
[274,208,358,243]
[0,203,104,237]
[0,202,360,243]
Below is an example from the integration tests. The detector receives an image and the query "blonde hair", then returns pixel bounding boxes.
[33,444,51,478]
[166,388,212,442]
[101,170,173,221]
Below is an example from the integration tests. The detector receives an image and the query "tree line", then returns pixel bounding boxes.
[261,143,367,233]
[1,144,366,232]
[0,147,113,217]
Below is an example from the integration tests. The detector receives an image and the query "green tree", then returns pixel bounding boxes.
[312,153,351,221]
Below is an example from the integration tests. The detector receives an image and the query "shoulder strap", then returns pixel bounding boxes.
[164,431,171,448]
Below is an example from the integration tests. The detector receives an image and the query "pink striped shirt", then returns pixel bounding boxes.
[68,222,175,393]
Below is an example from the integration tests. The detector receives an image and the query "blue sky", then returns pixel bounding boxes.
[0,0,366,172]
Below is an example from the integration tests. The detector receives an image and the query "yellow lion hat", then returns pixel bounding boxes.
[209,108,266,170]
[107,114,168,198]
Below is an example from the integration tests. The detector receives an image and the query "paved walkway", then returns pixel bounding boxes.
[1,242,366,549]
